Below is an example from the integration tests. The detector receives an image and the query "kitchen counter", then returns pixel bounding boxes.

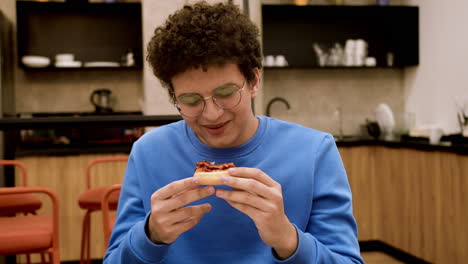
[1,114,466,156]
[0,113,182,130]
[335,136,468,155]
[13,135,468,157]
[0,113,182,157]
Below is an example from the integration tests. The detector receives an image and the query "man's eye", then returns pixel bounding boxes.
[179,95,202,106]
[214,85,238,98]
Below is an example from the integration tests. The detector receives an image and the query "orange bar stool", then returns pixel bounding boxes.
[78,156,128,264]
[101,184,122,251]
[0,160,42,216]
[0,160,43,264]
[0,186,60,264]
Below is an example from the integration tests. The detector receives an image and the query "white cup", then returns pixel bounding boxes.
[344,55,354,66]
[355,39,367,51]
[274,55,288,67]
[386,52,395,67]
[345,39,356,53]
[429,128,443,145]
[264,55,275,67]
[55,53,74,62]
[354,55,365,67]
[365,57,377,67]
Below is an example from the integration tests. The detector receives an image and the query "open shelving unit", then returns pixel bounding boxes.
[262,5,419,68]
[16,1,143,70]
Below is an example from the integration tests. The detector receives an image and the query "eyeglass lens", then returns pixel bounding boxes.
[176,84,243,117]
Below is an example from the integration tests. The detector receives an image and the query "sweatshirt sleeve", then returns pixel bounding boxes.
[103,153,171,264]
[274,134,364,264]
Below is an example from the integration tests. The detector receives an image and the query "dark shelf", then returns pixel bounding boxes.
[263,65,400,70]
[262,5,419,68]
[20,65,142,71]
[0,114,182,130]
[16,1,143,70]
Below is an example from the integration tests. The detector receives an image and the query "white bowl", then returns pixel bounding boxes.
[22,55,50,68]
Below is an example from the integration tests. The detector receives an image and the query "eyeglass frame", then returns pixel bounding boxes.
[173,79,247,117]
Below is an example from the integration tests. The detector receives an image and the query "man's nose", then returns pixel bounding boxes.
[202,99,223,120]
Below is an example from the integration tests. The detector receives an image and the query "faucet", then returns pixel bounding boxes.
[266,97,290,117]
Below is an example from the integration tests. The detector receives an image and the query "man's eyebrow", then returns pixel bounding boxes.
[214,82,239,88]
[177,81,240,96]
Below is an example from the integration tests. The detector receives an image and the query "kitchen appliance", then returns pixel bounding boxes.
[366,120,381,140]
[90,89,113,113]
[375,103,395,140]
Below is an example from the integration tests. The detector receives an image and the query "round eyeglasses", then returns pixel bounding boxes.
[174,79,246,117]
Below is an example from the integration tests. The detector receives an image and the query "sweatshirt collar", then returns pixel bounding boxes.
[185,116,267,159]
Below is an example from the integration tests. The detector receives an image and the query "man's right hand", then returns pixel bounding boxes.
[147,177,214,244]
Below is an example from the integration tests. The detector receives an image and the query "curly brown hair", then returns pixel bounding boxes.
[146,1,262,102]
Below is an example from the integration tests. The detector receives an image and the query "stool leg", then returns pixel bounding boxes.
[80,210,91,264]
[26,254,31,264]
[40,252,46,264]
[86,211,92,264]
[51,251,60,264]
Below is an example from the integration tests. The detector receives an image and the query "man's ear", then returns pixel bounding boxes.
[250,68,261,99]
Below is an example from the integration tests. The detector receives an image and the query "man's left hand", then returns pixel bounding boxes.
[215,167,298,260]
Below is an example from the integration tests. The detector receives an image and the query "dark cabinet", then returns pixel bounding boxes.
[16,1,143,69]
[262,5,419,68]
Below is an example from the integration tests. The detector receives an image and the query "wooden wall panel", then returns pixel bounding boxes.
[339,146,380,241]
[340,145,468,264]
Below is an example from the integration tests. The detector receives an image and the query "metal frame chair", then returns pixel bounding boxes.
[0,186,60,264]
[0,160,42,216]
[101,184,122,250]
[78,156,128,264]
[0,160,44,264]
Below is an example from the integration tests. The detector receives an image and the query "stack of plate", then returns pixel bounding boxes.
[83,61,120,68]
[54,53,81,68]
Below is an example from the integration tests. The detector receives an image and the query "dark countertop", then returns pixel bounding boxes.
[335,136,468,155]
[0,113,182,129]
[1,114,466,156]
[14,136,468,157]
[0,113,182,157]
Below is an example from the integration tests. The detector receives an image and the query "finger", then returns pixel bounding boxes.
[221,175,274,200]
[225,199,260,221]
[170,204,212,223]
[228,167,277,188]
[216,189,270,212]
[172,215,204,237]
[166,186,215,211]
[172,185,199,198]
[153,177,200,200]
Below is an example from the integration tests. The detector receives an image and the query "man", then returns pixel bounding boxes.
[104,1,363,263]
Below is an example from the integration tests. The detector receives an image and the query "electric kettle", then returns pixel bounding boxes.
[90,89,113,113]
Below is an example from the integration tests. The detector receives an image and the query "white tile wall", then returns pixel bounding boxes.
[16,70,143,113]
[262,68,404,135]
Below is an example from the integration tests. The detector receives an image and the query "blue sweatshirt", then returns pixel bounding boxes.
[104,116,363,264]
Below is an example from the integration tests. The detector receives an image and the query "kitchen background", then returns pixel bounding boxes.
[0,1,467,263]
[0,0,466,137]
